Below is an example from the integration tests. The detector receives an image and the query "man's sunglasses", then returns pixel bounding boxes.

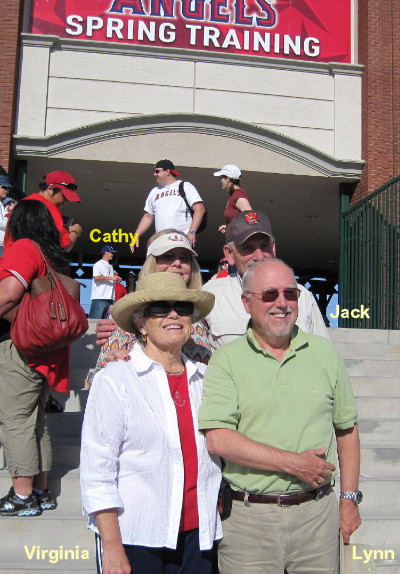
[154,169,164,174]
[143,301,194,318]
[245,288,301,302]
[51,182,79,191]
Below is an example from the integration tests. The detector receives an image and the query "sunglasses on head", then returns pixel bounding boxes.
[143,301,194,318]
[245,288,301,302]
[51,182,79,191]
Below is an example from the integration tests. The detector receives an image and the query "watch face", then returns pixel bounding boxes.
[355,491,363,504]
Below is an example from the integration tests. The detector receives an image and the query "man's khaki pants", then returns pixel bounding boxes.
[219,490,339,574]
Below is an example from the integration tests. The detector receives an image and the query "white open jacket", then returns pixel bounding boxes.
[80,344,222,550]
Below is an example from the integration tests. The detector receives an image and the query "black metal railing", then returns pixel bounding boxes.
[340,176,400,329]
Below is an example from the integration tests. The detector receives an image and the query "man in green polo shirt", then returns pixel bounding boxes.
[199,258,361,574]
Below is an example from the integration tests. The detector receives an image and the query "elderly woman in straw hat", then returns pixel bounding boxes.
[80,272,222,574]
[85,229,212,388]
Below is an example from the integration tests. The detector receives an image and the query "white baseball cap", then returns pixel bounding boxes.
[147,232,198,258]
[213,164,241,180]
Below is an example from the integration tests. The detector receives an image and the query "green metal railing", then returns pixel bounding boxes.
[340,176,400,329]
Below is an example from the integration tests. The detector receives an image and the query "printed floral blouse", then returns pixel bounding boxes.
[85,321,212,388]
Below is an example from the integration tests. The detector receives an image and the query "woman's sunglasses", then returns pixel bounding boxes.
[143,301,194,318]
[157,252,192,264]
[245,288,301,302]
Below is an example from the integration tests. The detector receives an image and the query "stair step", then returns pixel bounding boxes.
[359,420,400,443]
[357,397,400,419]
[0,535,96,572]
[344,359,400,378]
[349,518,400,562]
[356,479,400,517]
[333,342,400,360]
[330,329,400,345]
[0,469,82,512]
[47,412,83,437]
[50,389,88,413]
[360,446,400,478]
[352,378,400,397]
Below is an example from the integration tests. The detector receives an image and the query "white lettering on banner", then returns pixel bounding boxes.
[65,15,321,56]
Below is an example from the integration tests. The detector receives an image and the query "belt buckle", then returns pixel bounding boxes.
[277,493,293,507]
[314,487,325,501]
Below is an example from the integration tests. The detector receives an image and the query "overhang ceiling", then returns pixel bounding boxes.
[14,114,363,276]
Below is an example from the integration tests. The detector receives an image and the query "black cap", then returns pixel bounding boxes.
[226,211,274,245]
[155,159,181,176]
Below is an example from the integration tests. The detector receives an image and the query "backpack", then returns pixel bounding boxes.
[178,181,207,234]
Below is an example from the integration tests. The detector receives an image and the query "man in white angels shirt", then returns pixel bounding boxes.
[131,159,206,251]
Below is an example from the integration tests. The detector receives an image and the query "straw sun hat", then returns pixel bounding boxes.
[111,272,215,333]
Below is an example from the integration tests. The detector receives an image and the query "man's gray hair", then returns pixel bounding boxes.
[242,258,297,293]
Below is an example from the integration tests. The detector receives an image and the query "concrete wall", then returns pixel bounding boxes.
[16,35,362,162]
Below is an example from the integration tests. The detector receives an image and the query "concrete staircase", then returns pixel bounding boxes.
[0,325,399,573]
[331,329,400,574]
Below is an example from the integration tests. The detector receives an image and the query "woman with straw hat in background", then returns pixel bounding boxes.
[80,272,221,574]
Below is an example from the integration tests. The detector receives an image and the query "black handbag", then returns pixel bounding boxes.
[218,478,233,521]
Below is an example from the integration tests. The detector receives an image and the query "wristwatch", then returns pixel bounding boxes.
[189,229,196,235]
[340,490,363,504]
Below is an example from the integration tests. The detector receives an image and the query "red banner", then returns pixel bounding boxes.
[31,0,352,63]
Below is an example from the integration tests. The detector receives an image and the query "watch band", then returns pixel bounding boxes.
[340,490,363,504]
[189,229,196,234]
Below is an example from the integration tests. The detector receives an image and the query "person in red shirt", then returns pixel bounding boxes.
[0,200,74,517]
[213,164,253,234]
[5,171,83,252]
[114,272,128,301]
[211,257,229,279]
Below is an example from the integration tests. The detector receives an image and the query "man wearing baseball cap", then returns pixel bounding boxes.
[88,246,122,319]
[202,210,329,349]
[131,159,206,252]
[23,171,83,252]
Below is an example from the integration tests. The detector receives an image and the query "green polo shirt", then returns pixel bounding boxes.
[198,327,357,494]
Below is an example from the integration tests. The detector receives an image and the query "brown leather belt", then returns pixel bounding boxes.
[231,482,332,506]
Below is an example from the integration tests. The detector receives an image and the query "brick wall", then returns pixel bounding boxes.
[354,0,400,204]
[0,0,24,175]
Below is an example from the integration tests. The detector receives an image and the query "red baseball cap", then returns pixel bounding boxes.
[45,171,81,202]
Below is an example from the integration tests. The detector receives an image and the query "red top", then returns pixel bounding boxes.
[114,282,128,301]
[224,187,252,224]
[167,368,199,531]
[5,194,71,250]
[0,239,70,392]
[216,270,229,278]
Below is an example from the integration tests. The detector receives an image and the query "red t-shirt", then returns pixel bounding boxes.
[224,187,252,224]
[5,194,71,250]
[167,368,199,531]
[216,270,229,278]
[0,238,70,392]
[114,282,128,301]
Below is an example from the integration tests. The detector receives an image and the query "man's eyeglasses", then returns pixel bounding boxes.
[154,169,164,174]
[51,182,79,191]
[143,301,194,318]
[245,288,301,302]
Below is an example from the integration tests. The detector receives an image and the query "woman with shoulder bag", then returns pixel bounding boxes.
[0,200,86,517]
